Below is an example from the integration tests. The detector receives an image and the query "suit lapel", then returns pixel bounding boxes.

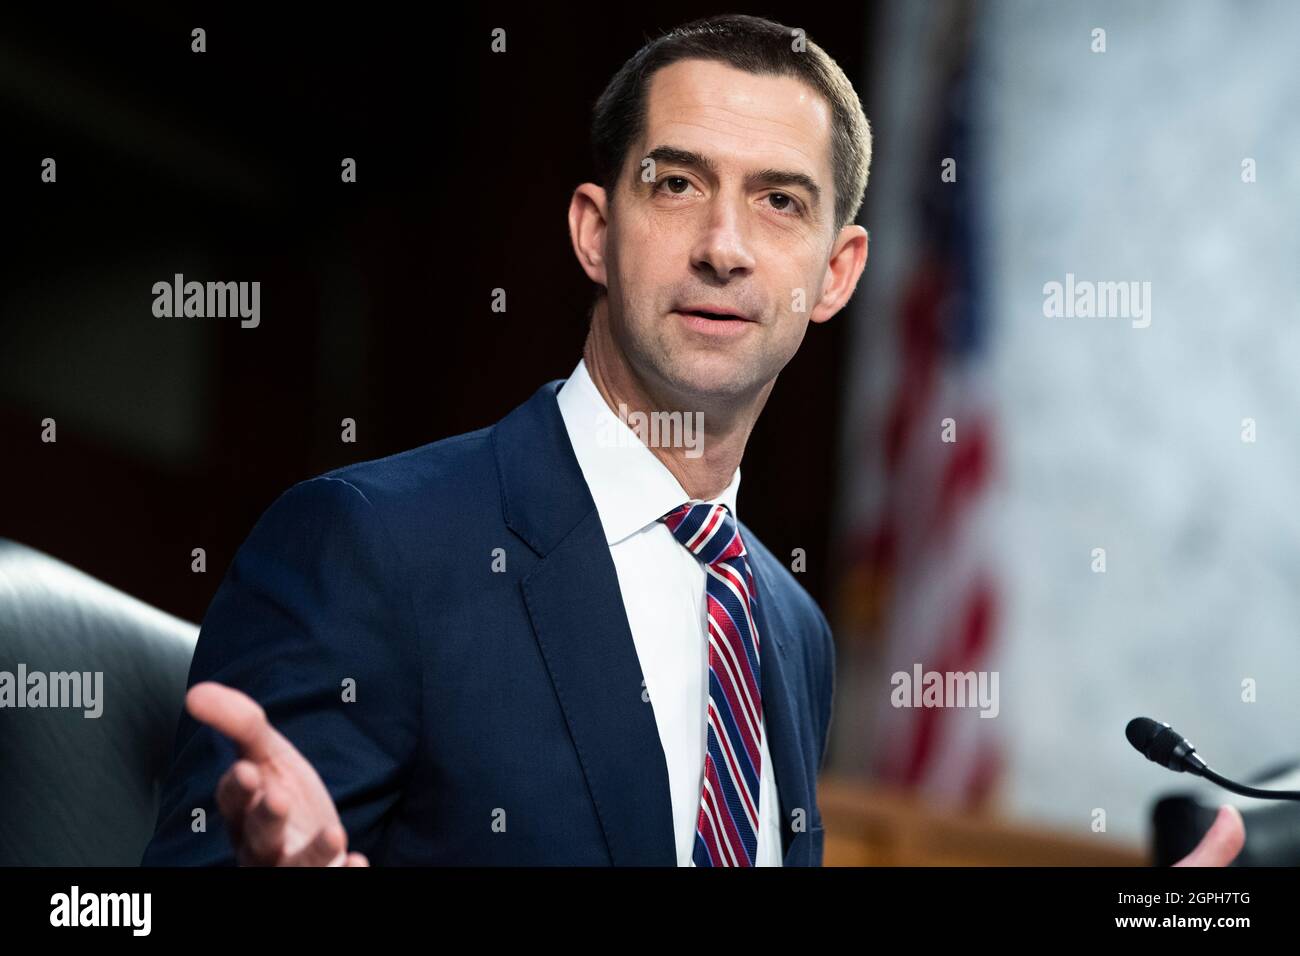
[496,380,677,865]
[744,533,817,865]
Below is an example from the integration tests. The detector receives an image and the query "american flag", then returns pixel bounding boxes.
[834,1,1002,810]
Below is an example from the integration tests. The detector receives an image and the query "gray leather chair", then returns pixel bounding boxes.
[0,539,198,865]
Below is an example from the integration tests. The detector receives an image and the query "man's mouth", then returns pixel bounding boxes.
[673,305,756,323]
[672,306,757,337]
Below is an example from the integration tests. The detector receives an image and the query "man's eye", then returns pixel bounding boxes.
[767,192,800,214]
[657,176,691,195]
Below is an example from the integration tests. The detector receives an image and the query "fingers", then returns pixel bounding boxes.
[186,682,281,762]
[219,766,350,867]
[237,780,291,866]
[285,825,349,867]
[214,767,361,868]
[1173,804,1246,867]
[215,759,262,848]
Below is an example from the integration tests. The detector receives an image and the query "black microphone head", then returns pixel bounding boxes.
[1126,716,1164,753]
[1126,716,1201,773]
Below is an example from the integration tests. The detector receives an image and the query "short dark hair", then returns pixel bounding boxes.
[590,14,873,235]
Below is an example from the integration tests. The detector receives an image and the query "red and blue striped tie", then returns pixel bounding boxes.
[661,500,764,867]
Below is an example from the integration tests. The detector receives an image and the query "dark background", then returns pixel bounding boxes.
[0,5,874,623]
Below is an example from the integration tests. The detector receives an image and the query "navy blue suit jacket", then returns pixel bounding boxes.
[141,377,836,865]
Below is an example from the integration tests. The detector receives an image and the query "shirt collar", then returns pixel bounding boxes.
[556,357,740,546]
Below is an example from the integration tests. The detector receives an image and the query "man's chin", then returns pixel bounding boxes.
[655,356,765,408]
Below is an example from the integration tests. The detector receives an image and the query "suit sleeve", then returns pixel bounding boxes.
[814,606,837,776]
[140,476,423,865]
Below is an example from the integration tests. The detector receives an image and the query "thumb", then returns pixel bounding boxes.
[186,681,283,763]
[1172,804,1245,867]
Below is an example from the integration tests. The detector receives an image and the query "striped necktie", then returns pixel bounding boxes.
[660,500,764,867]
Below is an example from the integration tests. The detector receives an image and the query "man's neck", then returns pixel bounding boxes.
[581,312,771,502]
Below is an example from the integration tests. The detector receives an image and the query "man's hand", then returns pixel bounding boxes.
[186,681,369,867]
[1172,804,1245,867]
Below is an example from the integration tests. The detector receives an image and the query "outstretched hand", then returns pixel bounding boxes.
[186,681,369,867]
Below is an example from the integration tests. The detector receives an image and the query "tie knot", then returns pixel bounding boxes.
[659,501,745,565]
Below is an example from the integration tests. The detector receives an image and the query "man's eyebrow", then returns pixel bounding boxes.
[641,144,822,212]
[643,145,720,177]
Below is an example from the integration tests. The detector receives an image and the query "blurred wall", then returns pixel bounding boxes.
[829,0,1300,847]
[978,0,1300,840]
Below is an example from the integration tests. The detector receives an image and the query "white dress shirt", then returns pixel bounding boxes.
[556,357,782,866]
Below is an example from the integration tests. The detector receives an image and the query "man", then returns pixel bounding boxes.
[141,13,1244,868]
[143,13,861,868]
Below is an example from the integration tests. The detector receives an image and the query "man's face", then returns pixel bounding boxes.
[600,58,844,406]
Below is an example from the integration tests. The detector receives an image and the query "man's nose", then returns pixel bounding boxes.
[689,195,757,280]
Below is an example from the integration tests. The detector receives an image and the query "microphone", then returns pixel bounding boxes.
[1126,716,1300,802]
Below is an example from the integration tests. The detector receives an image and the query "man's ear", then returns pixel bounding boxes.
[568,182,610,289]
[810,224,869,325]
